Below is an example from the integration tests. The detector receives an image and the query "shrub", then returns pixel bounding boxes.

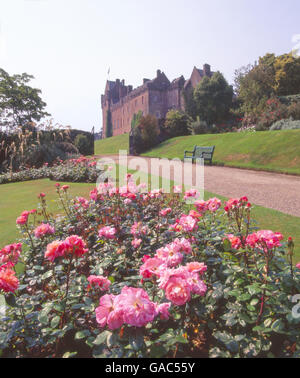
[131,115,160,154]
[0,157,102,184]
[270,119,300,130]
[74,134,90,155]
[0,183,299,358]
[188,117,209,135]
[164,110,192,137]
[256,97,287,130]
[287,102,300,121]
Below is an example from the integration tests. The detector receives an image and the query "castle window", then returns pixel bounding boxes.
[155,111,160,118]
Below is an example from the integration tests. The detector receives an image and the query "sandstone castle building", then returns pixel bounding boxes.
[101,64,214,138]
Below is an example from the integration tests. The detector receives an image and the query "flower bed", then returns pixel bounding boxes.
[0,157,102,185]
[0,179,299,358]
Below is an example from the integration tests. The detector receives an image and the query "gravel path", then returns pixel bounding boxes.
[95,155,300,217]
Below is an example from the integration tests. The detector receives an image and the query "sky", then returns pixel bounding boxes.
[0,0,299,132]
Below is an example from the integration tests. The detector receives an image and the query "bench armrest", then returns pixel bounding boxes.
[184,150,194,155]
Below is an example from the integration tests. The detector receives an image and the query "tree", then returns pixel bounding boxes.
[273,53,300,95]
[0,68,50,130]
[105,109,113,138]
[164,110,192,137]
[131,114,160,154]
[235,52,300,123]
[193,72,233,125]
[234,62,275,122]
[131,110,143,129]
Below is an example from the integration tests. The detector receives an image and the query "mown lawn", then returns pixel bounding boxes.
[0,179,95,247]
[95,133,129,155]
[141,129,300,175]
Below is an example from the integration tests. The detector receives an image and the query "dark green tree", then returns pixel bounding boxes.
[0,68,50,130]
[105,109,113,138]
[193,72,233,125]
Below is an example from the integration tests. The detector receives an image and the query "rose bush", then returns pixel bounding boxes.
[0,181,299,358]
[0,157,102,185]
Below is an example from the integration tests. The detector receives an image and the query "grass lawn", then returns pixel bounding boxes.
[95,133,129,155]
[141,129,300,175]
[0,179,95,247]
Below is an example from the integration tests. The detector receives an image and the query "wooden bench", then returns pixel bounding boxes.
[184,146,215,165]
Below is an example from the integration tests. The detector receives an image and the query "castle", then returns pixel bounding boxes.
[101,64,214,138]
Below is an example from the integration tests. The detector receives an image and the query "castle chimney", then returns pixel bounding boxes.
[143,78,150,84]
[157,69,161,77]
[203,64,211,76]
[121,79,125,86]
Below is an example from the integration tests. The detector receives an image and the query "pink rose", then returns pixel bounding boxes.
[164,276,191,306]
[87,275,111,291]
[34,223,55,239]
[156,302,171,320]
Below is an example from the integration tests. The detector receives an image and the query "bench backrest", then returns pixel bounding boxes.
[194,146,215,159]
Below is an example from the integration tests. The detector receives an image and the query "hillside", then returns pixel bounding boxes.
[94,133,129,155]
[141,130,300,175]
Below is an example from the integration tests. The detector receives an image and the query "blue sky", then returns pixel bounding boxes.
[0,0,299,132]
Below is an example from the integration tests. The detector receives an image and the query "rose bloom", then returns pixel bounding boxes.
[142,254,151,263]
[188,210,202,219]
[116,286,157,327]
[87,275,111,291]
[75,197,89,209]
[64,235,88,258]
[155,244,183,268]
[246,230,283,251]
[156,302,171,320]
[224,234,242,250]
[184,189,200,201]
[0,267,19,293]
[95,294,124,330]
[207,197,222,212]
[44,240,65,262]
[98,226,117,240]
[160,208,172,217]
[132,238,142,249]
[178,214,198,232]
[16,215,28,225]
[0,243,22,265]
[296,263,300,269]
[164,276,191,306]
[173,238,192,255]
[34,223,55,239]
[89,188,98,201]
[173,185,182,194]
[159,265,207,306]
[185,262,207,275]
[124,198,132,205]
[194,200,209,215]
[140,257,165,279]
[62,185,69,191]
